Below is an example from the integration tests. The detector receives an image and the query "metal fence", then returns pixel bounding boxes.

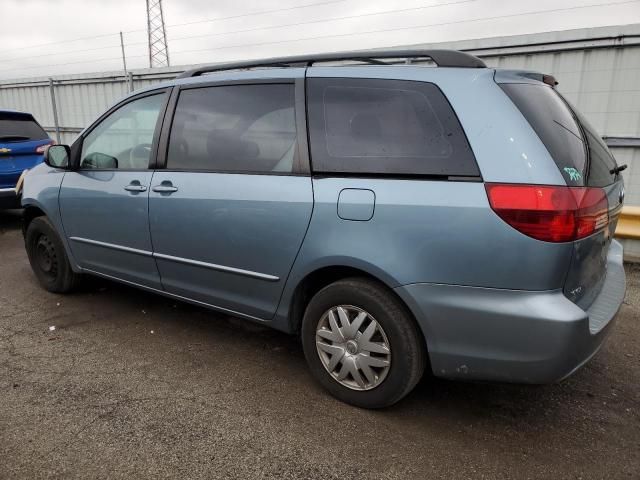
[1,23,640,256]
[0,68,182,145]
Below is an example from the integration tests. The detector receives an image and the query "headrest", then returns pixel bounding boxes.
[206,132,259,160]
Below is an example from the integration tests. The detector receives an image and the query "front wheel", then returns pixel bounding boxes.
[301,277,426,408]
[25,217,79,293]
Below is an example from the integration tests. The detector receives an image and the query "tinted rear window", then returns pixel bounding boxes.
[571,107,618,187]
[307,78,479,177]
[501,83,617,187]
[0,113,48,141]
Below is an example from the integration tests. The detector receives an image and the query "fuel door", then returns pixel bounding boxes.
[337,188,375,221]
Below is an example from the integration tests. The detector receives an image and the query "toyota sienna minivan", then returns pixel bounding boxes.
[21,50,626,408]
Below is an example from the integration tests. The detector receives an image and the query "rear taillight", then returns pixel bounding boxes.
[485,183,609,243]
[35,141,54,154]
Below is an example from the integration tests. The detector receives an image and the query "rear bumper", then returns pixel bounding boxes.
[0,187,20,209]
[395,240,626,384]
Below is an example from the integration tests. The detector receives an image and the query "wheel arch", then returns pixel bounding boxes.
[22,203,47,236]
[22,200,80,273]
[285,263,427,350]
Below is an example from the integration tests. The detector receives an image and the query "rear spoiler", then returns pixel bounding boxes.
[0,111,35,121]
[494,70,558,87]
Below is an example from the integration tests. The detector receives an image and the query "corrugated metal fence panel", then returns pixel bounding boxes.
[55,80,129,139]
[0,83,49,125]
[0,69,181,144]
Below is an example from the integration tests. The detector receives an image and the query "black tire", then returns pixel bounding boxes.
[25,216,79,293]
[301,277,426,408]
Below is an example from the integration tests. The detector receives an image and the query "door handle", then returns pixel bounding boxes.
[124,183,147,192]
[152,184,178,193]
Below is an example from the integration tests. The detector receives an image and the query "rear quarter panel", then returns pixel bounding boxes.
[273,177,573,331]
[293,177,572,288]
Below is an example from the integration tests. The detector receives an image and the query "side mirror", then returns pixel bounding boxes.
[44,144,71,169]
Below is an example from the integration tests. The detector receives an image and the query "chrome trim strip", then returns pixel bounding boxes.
[0,187,17,193]
[153,252,280,282]
[69,236,280,282]
[79,267,268,323]
[69,236,153,257]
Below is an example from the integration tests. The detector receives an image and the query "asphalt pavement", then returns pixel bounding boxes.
[1,208,639,479]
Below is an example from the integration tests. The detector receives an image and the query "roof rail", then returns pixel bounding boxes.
[175,49,486,79]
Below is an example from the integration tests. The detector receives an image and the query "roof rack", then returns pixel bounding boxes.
[176,49,486,79]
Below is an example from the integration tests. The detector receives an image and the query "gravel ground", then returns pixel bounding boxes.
[1,208,639,479]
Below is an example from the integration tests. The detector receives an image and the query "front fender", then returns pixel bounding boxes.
[21,166,80,272]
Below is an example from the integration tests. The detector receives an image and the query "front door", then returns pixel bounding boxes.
[59,91,169,289]
[149,82,313,319]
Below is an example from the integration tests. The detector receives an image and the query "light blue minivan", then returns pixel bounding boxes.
[21,50,626,408]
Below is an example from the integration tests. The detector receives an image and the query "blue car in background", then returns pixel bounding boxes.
[0,109,52,208]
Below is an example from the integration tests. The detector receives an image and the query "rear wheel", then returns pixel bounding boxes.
[25,217,78,293]
[301,277,426,408]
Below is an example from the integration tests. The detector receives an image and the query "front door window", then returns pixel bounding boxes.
[80,93,166,170]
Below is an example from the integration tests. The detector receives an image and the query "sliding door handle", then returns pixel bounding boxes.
[152,184,178,193]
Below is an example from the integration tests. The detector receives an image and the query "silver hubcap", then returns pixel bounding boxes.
[315,305,391,391]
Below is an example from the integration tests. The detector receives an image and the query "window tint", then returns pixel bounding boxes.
[501,83,617,187]
[81,93,166,170]
[0,113,48,141]
[167,85,297,173]
[307,78,478,176]
[571,107,617,187]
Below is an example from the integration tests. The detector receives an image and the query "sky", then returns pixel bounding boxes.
[0,0,638,79]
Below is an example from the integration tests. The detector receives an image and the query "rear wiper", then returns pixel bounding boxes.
[610,164,628,175]
[0,135,30,141]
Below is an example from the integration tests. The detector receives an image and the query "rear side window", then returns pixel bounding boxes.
[0,112,48,141]
[167,84,297,173]
[307,78,478,177]
[500,83,617,187]
[571,107,618,187]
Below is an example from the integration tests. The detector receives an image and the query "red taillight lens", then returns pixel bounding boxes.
[485,183,608,243]
[36,141,54,154]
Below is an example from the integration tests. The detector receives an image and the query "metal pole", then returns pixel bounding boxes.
[128,71,134,93]
[119,31,133,93]
[48,78,61,144]
[146,0,152,68]
[119,31,128,76]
